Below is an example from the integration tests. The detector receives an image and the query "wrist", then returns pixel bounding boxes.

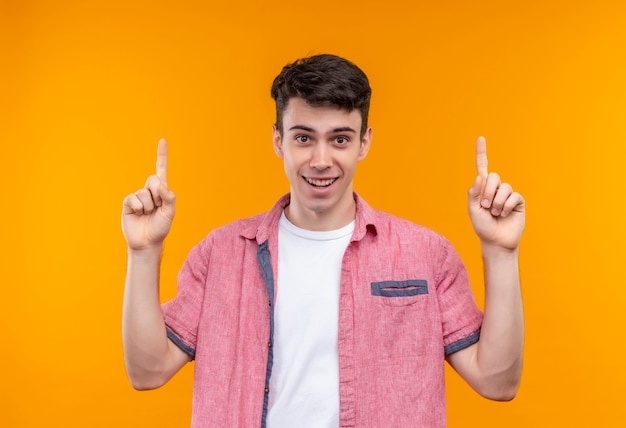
[127,244,164,260]
[480,242,519,260]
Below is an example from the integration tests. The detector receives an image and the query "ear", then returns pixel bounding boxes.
[272,124,284,159]
[357,127,372,161]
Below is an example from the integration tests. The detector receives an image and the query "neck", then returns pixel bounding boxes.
[284,195,356,231]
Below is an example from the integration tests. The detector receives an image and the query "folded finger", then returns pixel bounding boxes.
[480,172,501,209]
[490,182,513,216]
[501,192,525,217]
[134,188,155,214]
[123,193,145,215]
[144,174,163,207]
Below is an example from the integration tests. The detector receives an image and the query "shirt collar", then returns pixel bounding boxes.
[240,192,378,244]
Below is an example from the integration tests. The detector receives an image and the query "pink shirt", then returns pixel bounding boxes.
[162,193,483,427]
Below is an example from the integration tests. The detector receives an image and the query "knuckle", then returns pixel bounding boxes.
[131,201,143,214]
[145,174,160,187]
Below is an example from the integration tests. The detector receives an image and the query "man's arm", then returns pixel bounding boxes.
[121,139,190,390]
[446,136,525,401]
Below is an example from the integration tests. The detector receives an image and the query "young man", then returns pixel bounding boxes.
[122,54,525,427]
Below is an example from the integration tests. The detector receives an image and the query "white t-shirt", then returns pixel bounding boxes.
[267,212,354,428]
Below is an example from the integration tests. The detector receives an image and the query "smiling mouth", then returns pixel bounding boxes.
[304,177,337,188]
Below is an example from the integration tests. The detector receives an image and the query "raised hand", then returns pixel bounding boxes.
[122,139,176,251]
[468,136,525,250]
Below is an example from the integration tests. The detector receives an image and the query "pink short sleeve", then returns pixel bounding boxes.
[161,235,211,358]
[435,238,483,355]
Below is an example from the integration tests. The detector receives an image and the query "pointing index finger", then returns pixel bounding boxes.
[156,138,168,182]
[475,136,488,178]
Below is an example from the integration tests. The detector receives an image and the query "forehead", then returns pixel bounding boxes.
[282,97,362,131]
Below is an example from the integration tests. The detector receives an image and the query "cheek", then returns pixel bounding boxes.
[282,154,297,177]
[340,154,360,172]
[284,150,305,169]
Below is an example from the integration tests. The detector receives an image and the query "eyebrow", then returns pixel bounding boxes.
[288,125,357,134]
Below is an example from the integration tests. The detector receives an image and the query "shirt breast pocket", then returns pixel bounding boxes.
[370,279,428,306]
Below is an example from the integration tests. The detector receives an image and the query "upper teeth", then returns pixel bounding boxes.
[305,177,336,187]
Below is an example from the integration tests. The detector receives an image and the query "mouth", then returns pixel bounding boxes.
[303,176,337,188]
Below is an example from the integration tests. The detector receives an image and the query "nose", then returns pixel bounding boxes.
[310,143,332,170]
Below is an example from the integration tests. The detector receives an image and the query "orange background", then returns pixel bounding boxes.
[2,1,625,427]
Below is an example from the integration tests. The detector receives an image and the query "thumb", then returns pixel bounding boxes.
[158,182,176,217]
[469,175,484,200]
[468,175,483,204]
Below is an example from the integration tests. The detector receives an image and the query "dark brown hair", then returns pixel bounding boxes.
[270,54,372,137]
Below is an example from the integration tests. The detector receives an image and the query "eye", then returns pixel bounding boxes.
[295,135,310,143]
[334,136,349,145]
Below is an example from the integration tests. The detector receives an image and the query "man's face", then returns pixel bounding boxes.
[273,97,372,230]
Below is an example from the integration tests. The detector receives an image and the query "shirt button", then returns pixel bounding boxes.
[268,300,272,306]
[268,342,272,348]
[265,387,270,394]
